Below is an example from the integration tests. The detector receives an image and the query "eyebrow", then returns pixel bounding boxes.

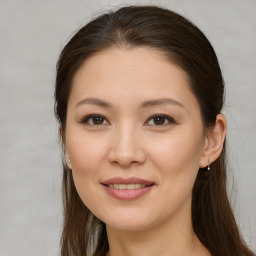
[76,97,185,109]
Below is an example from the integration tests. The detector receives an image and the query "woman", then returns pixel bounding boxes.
[54,5,254,256]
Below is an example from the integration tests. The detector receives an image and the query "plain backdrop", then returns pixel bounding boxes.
[0,0,255,255]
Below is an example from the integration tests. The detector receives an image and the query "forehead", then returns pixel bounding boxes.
[69,47,198,110]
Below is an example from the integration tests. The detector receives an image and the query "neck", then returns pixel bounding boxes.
[106,205,210,256]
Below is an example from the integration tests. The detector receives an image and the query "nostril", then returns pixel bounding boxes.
[107,142,146,167]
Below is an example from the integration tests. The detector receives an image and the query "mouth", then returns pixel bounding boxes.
[103,183,153,190]
[101,177,155,200]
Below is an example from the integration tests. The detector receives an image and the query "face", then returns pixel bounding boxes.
[64,47,207,231]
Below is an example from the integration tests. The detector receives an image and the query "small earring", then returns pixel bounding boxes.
[207,160,211,171]
[68,159,72,169]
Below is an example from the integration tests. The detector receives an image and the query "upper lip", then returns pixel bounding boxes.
[101,177,155,186]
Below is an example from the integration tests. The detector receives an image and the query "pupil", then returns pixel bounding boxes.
[93,116,103,124]
[154,117,165,125]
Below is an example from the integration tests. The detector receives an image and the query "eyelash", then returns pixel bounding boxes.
[80,113,177,127]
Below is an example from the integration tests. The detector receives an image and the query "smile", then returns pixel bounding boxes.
[107,184,147,190]
[101,177,155,200]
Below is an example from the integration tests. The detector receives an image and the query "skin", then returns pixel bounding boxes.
[64,47,226,256]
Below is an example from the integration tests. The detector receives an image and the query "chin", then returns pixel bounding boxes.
[99,209,158,232]
[106,220,152,232]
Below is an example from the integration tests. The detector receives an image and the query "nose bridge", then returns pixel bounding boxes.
[109,120,145,167]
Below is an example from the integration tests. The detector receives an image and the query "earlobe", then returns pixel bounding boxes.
[200,114,227,168]
[65,153,72,169]
[59,125,72,169]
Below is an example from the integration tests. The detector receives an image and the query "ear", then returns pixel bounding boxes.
[65,152,72,169]
[59,125,72,169]
[199,114,227,168]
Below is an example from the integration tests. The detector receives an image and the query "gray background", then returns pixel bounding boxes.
[0,0,255,255]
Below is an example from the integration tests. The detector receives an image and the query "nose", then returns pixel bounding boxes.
[108,122,146,168]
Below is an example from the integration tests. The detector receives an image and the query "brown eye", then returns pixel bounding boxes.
[81,114,109,126]
[153,116,166,125]
[146,114,176,126]
[92,116,104,125]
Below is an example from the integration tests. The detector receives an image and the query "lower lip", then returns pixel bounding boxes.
[103,185,154,200]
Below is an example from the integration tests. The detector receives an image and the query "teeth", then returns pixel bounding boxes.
[113,184,119,189]
[127,184,135,189]
[135,184,142,189]
[119,184,126,190]
[108,184,146,190]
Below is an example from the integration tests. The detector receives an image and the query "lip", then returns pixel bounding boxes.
[101,177,155,200]
[102,177,155,186]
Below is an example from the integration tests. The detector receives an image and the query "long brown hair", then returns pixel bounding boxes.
[54,5,254,256]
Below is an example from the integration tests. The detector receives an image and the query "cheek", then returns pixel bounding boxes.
[147,131,203,190]
[67,131,108,173]
[143,134,203,218]
[65,131,109,191]
[149,134,201,170]
[66,133,110,216]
